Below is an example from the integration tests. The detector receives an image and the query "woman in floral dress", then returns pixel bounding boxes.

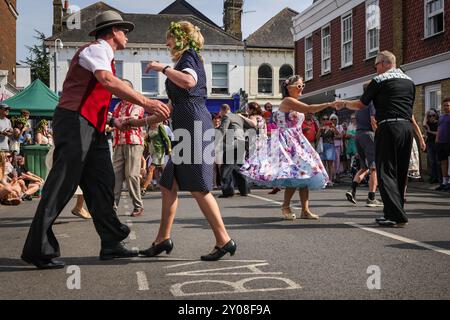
[241,75,334,220]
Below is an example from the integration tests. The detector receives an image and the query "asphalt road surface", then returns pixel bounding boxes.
[1,185,449,300]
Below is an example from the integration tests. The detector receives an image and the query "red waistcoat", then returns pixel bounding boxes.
[58,41,115,132]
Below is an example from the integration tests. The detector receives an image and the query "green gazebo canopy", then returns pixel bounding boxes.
[3,79,59,117]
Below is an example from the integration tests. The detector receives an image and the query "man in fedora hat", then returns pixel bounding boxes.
[21,10,171,269]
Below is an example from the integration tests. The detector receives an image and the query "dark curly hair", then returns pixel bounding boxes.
[281,75,304,99]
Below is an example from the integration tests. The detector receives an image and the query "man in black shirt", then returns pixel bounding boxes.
[337,51,415,228]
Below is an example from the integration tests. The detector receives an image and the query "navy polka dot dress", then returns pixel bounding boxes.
[159,49,214,192]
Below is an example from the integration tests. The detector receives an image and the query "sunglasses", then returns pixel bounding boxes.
[289,84,306,90]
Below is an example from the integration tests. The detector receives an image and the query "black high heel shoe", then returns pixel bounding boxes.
[139,239,174,257]
[201,239,236,261]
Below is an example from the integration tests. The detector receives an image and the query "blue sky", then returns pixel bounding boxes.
[17,0,313,62]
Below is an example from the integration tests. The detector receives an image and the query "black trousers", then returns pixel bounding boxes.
[220,144,250,196]
[22,108,129,260]
[375,121,413,223]
[220,163,250,196]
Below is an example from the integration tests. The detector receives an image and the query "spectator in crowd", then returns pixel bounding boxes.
[10,116,27,153]
[408,116,426,180]
[0,151,21,205]
[330,114,344,183]
[345,84,382,207]
[317,114,338,187]
[264,102,277,138]
[423,109,441,184]
[141,122,172,196]
[14,154,43,201]
[35,119,53,145]
[345,115,358,173]
[112,79,146,217]
[238,102,268,162]
[20,109,33,140]
[302,112,319,147]
[0,104,13,151]
[435,98,450,191]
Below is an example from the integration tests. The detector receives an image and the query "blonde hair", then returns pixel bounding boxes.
[376,51,397,66]
[166,21,204,63]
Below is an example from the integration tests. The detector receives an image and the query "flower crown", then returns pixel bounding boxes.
[168,22,201,53]
[11,116,28,128]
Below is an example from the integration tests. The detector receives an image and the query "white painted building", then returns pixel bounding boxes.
[46,1,245,112]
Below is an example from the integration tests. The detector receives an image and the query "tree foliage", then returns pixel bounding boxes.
[21,30,50,86]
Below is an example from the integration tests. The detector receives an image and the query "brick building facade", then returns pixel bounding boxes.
[292,0,450,175]
[0,0,18,86]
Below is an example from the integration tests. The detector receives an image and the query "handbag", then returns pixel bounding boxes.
[316,137,324,154]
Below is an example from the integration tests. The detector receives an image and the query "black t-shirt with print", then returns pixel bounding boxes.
[360,69,415,123]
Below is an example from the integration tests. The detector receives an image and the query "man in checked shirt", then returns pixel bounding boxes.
[112,79,146,217]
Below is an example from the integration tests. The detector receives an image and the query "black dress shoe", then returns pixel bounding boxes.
[21,256,66,269]
[201,239,236,261]
[139,239,174,257]
[99,242,138,260]
[375,217,387,223]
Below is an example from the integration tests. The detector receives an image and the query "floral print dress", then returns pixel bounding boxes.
[241,111,329,189]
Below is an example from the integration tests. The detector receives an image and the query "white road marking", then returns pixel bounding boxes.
[165,259,267,269]
[166,262,283,277]
[248,194,301,210]
[170,277,302,297]
[136,271,149,291]
[345,222,450,257]
[126,220,133,227]
[129,231,137,240]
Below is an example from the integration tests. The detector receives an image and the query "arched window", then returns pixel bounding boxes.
[279,64,294,92]
[258,64,273,94]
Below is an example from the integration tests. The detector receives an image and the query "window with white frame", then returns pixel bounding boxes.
[258,64,273,94]
[341,13,353,67]
[425,0,445,37]
[305,36,313,81]
[425,84,442,113]
[141,62,159,95]
[212,63,229,95]
[366,0,380,59]
[321,25,331,74]
[115,60,123,79]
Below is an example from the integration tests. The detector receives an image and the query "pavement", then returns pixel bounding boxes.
[0,182,449,300]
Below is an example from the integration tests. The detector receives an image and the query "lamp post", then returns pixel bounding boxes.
[54,38,64,94]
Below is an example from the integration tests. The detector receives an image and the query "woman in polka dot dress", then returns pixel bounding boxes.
[126,21,236,261]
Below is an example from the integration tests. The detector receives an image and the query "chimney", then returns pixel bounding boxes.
[223,0,243,40]
[52,0,63,35]
[62,0,70,17]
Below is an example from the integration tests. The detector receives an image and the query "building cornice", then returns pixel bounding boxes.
[401,51,450,72]
[292,0,365,41]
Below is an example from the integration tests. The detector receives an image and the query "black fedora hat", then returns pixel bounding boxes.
[89,10,135,37]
